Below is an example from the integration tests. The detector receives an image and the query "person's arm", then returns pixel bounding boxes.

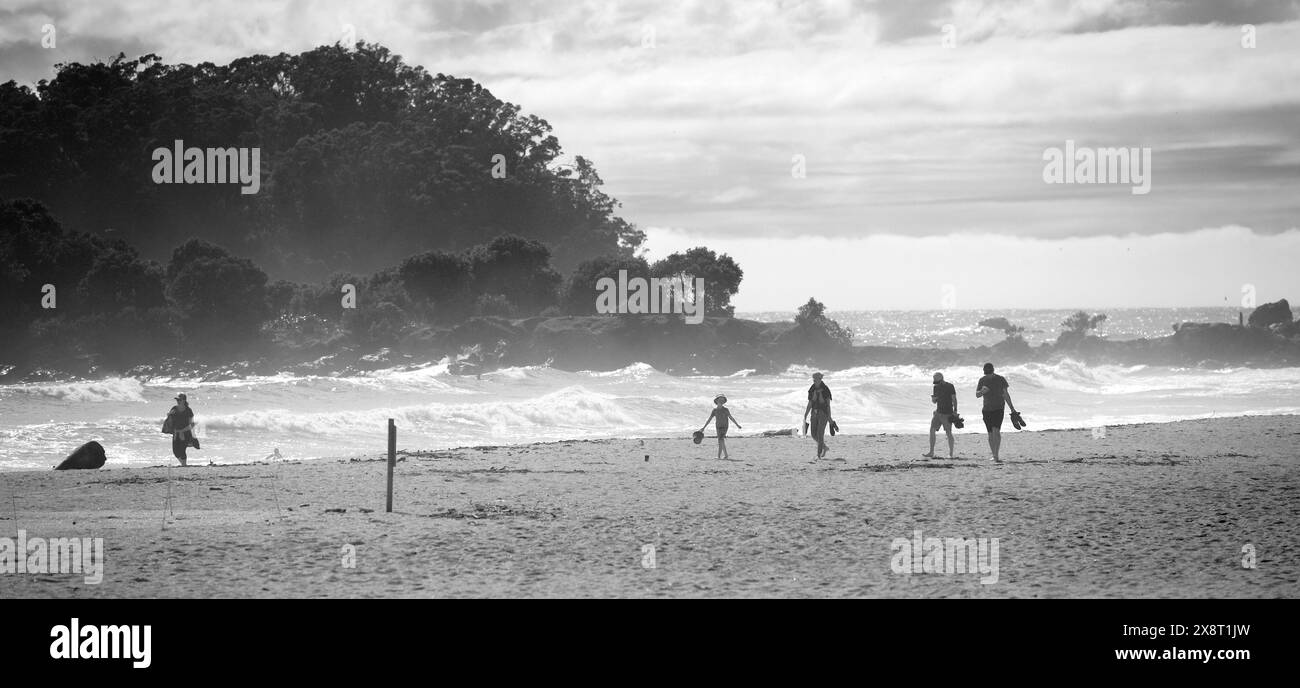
[950,388,958,414]
[1004,389,1015,413]
[803,399,812,419]
[728,410,741,429]
[700,409,717,431]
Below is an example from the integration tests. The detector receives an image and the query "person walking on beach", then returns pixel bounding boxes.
[923,372,957,459]
[975,363,1016,462]
[164,393,200,466]
[699,394,741,460]
[804,372,834,458]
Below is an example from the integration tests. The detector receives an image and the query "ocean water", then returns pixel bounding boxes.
[1,308,1297,470]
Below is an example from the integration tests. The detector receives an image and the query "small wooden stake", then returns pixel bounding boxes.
[386,418,396,513]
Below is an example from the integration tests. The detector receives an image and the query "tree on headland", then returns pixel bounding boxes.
[465,235,562,317]
[650,247,743,317]
[1057,310,1107,346]
[1061,311,1107,335]
[795,297,854,349]
[560,254,652,315]
[398,250,473,323]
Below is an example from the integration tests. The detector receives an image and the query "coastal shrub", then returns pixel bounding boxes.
[26,307,178,367]
[342,301,411,346]
[650,247,743,317]
[1061,311,1107,335]
[1,199,173,361]
[466,234,562,316]
[560,255,651,315]
[474,293,516,317]
[165,239,269,353]
[795,297,854,348]
[399,249,472,322]
[1057,310,1108,346]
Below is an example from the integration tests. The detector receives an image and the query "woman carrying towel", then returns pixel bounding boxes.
[163,393,199,466]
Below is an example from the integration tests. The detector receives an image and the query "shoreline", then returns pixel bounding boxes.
[5,412,1297,474]
[2,414,1296,598]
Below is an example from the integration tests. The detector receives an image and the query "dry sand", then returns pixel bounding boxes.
[2,415,1297,598]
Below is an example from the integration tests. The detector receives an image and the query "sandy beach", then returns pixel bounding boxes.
[1,415,1297,598]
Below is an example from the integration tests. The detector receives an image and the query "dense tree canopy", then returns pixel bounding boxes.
[650,247,743,317]
[0,43,644,281]
[561,254,652,315]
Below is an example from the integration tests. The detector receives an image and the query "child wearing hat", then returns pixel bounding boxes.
[698,394,741,460]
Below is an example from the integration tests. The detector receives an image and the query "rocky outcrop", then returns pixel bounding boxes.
[1248,299,1293,328]
[978,317,1014,332]
[10,305,1300,384]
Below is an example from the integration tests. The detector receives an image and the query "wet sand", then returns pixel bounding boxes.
[2,415,1297,598]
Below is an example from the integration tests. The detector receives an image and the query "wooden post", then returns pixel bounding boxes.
[386,418,396,513]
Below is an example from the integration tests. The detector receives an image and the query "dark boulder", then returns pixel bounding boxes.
[1170,322,1284,362]
[978,317,1014,332]
[1248,299,1292,328]
[55,441,107,470]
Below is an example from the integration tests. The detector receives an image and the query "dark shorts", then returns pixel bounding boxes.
[931,411,953,430]
[982,408,1004,432]
[716,425,728,438]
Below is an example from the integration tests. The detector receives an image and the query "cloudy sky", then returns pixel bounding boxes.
[1,0,1297,310]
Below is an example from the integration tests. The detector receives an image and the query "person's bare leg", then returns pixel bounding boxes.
[925,420,937,458]
[945,426,955,458]
[720,437,728,460]
[989,428,1001,462]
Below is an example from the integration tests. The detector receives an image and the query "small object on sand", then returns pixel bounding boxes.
[54,441,107,470]
[692,431,704,444]
[645,454,650,461]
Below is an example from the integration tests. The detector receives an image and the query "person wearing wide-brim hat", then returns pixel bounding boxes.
[162,393,199,466]
[698,393,741,460]
[804,372,835,458]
